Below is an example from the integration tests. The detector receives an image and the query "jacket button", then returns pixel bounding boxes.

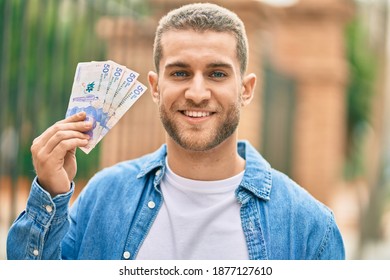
[123,251,131,259]
[148,201,156,209]
[45,205,53,213]
[155,170,161,176]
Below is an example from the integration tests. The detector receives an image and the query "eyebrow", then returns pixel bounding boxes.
[207,62,234,71]
[165,61,190,69]
[165,61,234,70]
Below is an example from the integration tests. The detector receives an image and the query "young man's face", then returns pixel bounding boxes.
[149,30,253,152]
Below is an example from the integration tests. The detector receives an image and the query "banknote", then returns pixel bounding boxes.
[102,60,126,113]
[94,66,140,142]
[66,61,113,152]
[96,81,147,145]
[66,60,145,153]
[107,67,139,117]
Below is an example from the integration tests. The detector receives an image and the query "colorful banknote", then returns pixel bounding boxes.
[65,60,146,153]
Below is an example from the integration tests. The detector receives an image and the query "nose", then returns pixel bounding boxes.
[184,73,211,104]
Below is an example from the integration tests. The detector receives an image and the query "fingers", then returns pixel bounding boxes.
[31,112,93,160]
[58,111,88,124]
[46,137,88,162]
[36,112,90,143]
[43,130,90,156]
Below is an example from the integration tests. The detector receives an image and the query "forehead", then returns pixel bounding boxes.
[159,30,239,68]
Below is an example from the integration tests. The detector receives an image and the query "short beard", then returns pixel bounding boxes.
[159,101,240,152]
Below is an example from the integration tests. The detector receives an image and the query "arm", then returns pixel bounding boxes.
[7,179,74,259]
[6,112,91,259]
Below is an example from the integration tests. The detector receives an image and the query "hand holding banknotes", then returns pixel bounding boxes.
[31,60,146,196]
[65,60,146,153]
[30,112,92,197]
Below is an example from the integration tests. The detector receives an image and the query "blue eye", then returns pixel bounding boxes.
[172,71,188,77]
[211,71,226,78]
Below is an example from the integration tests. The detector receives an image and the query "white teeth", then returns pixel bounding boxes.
[184,111,211,118]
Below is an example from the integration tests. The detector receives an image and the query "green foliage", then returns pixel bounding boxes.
[0,1,155,238]
[344,17,378,180]
[0,0,151,180]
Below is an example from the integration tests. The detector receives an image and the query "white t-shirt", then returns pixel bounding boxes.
[136,161,248,260]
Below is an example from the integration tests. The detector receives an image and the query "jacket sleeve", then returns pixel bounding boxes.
[6,177,74,259]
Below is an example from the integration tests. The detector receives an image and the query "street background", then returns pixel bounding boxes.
[1,0,390,260]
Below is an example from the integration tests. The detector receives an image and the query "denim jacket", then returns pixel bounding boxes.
[7,140,345,260]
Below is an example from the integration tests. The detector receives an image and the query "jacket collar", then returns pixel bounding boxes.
[136,145,167,179]
[236,140,272,203]
[137,140,272,202]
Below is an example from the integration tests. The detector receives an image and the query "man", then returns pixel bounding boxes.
[7,3,345,260]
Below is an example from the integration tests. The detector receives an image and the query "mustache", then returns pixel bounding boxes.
[182,100,210,109]
[177,100,223,112]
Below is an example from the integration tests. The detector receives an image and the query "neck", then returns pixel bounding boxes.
[166,135,245,181]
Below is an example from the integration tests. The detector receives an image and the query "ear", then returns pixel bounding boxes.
[240,73,256,107]
[148,71,160,104]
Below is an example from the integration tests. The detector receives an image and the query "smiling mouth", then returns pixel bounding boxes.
[181,110,213,118]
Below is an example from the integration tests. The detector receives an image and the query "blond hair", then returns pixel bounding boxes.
[153,3,249,76]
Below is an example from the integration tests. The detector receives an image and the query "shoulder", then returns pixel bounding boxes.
[268,169,345,259]
[270,168,332,220]
[240,140,331,218]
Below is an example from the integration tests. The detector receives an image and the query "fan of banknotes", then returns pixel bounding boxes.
[65,60,147,154]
